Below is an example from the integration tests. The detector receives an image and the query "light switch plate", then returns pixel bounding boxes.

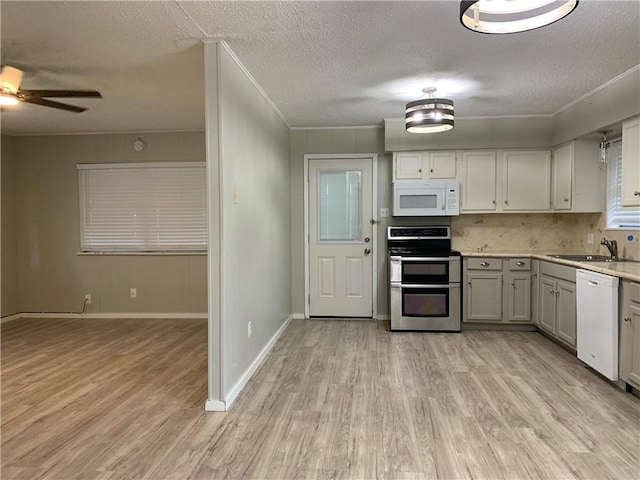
[380,208,389,218]
[587,233,594,244]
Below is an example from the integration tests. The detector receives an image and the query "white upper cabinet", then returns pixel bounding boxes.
[552,143,573,210]
[621,117,640,207]
[460,151,497,212]
[393,152,423,180]
[393,151,457,181]
[552,140,603,213]
[427,151,457,179]
[502,151,551,211]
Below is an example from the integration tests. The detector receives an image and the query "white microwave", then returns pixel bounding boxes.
[393,180,460,216]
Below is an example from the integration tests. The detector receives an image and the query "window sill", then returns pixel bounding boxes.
[76,251,207,256]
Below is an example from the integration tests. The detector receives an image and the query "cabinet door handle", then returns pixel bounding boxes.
[480,262,489,267]
[555,290,560,296]
[504,200,509,204]
[492,199,496,204]
[430,168,434,173]
[532,272,537,277]
[468,280,472,285]
[564,198,569,202]
[511,281,515,286]
[624,317,632,322]
[549,289,554,293]
[634,191,640,196]
[516,261,525,266]
[418,168,422,173]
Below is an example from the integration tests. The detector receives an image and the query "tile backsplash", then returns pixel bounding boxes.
[451,213,639,260]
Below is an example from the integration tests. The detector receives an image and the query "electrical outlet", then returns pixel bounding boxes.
[84,294,92,305]
[587,233,594,244]
[248,321,252,337]
[130,288,137,299]
[380,207,390,218]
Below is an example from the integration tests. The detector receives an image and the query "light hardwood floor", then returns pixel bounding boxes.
[2,318,639,479]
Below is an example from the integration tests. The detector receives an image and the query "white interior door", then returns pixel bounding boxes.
[308,157,373,317]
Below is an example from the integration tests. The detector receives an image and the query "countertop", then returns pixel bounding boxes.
[461,251,640,283]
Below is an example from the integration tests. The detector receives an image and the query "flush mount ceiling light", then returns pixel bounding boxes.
[0,65,22,106]
[460,0,579,34]
[405,87,454,133]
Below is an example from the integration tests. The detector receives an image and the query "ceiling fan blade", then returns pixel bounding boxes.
[22,96,87,113]
[19,89,102,98]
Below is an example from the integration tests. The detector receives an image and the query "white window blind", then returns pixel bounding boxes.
[78,162,207,252]
[606,141,640,229]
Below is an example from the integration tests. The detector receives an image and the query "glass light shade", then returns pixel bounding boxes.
[460,0,579,34]
[0,93,19,106]
[0,66,24,94]
[405,98,454,133]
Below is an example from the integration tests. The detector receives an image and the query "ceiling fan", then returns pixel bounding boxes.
[0,65,101,113]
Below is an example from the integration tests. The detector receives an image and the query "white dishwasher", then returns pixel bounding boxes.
[576,269,619,380]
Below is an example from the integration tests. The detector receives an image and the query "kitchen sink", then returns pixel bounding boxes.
[551,254,639,263]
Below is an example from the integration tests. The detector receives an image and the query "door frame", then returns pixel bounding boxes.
[303,153,378,319]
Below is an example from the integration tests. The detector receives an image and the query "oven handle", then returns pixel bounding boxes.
[391,283,460,289]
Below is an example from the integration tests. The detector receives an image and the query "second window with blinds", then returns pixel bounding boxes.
[77,162,207,253]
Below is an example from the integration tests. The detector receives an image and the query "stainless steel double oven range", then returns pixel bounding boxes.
[388,226,461,332]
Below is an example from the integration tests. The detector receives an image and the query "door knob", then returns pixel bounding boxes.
[364,248,371,255]
[364,237,370,243]
[624,317,632,322]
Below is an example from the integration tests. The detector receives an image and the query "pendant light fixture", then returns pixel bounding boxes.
[460,0,579,34]
[599,130,612,163]
[405,87,454,133]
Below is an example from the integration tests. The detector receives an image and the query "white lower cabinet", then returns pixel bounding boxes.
[464,257,531,324]
[537,262,577,349]
[620,281,640,389]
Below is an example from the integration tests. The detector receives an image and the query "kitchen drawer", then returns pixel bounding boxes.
[508,258,531,271]
[466,258,503,270]
[541,261,576,282]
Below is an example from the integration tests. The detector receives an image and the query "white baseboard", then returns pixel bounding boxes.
[16,312,207,320]
[0,313,22,324]
[204,399,227,412]
[223,314,293,410]
[292,313,306,320]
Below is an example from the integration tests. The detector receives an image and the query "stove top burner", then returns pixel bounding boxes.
[388,247,461,257]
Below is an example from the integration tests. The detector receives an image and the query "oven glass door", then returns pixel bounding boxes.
[401,286,450,318]
[401,259,449,285]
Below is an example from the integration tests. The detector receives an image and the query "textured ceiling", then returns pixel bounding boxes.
[1,1,639,135]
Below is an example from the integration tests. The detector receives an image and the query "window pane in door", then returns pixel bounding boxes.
[318,170,362,241]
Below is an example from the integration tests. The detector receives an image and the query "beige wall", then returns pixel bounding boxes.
[385,116,554,151]
[290,127,392,315]
[1,135,20,317]
[9,131,207,314]
[209,43,292,400]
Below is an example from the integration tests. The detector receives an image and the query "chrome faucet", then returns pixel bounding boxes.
[600,237,618,261]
